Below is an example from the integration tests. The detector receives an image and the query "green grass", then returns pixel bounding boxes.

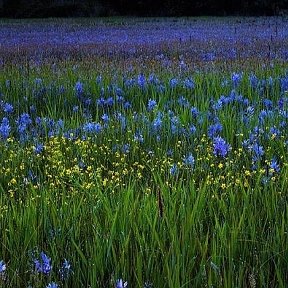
[0,28,288,287]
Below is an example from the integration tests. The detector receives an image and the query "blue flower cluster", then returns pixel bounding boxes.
[34,252,52,274]
[0,71,286,181]
[31,252,72,287]
[213,137,231,158]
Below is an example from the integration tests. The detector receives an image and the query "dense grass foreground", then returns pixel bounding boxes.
[0,59,287,287]
[1,174,288,287]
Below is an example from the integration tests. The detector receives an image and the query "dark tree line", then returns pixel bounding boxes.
[1,0,288,18]
[0,0,107,18]
[102,0,287,16]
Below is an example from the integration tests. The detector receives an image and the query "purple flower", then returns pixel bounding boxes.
[252,143,264,161]
[2,102,13,114]
[269,126,281,138]
[147,99,157,111]
[190,107,199,118]
[115,112,127,130]
[83,122,102,134]
[46,282,58,288]
[188,125,196,135]
[123,101,132,109]
[101,113,110,123]
[96,97,106,107]
[278,97,286,110]
[96,75,102,84]
[0,117,10,140]
[116,95,125,104]
[59,259,72,280]
[16,113,32,134]
[105,97,114,106]
[208,122,223,139]
[34,78,42,85]
[231,72,242,87]
[122,144,130,154]
[116,279,128,288]
[152,113,163,131]
[183,78,195,89]
[249,74,258,88]
[183,153,195,168]
[213,137,231,158]
[30,105,36,114]
[75,81,84,97]
[34,252,52,275]
[263,99,273,109]
[137,74,146,88]
[280,76,288,92]
[84,98,92,107]
[0,260,6,273]
[177,96,189,107]
[169,78,178,88]
[34,143,44,154]
[134,131,144,143]
[270,158,280,173]
[72,105,79,112]
[148,74,159,84]
[170,163,178,176]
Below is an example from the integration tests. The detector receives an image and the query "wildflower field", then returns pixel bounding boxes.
[0,17,288,287]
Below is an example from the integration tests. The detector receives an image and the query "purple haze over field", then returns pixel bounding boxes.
[1,17,288,62]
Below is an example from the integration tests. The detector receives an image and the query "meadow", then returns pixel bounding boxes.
[0,17,288,287]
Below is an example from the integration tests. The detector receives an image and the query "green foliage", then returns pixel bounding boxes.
[0,17,287,288]
[0,60,287,287]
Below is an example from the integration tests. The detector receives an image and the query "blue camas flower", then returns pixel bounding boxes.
[169,78,178,88]
[270,158,280,173]
[116,279,128,288]
[34,252,52,275]
[231,72,242,87]
[16,113,32,134]
[208,122,223,139]
[101,113,110,123]
[152,112,163,131]
[137,74,146,88]
[46,282,58,288]
[183,153,195,168]
[177,96,189,107]
[2,102,14,114]
[122,144,130,154]
[0,117,10,140]
[280,75,288,92]
[213,137,231,158]
[249,74,258,89]
[124,101,132,109]
[170,163,178,176]
[0,260,6,273]
[75,81,84,98]
[183,77,195,89]
[83,122,102,134]
[190,107,199,118]
[188,124,196,135]
[252,143,264,161]
[34,143,44,155]
[134,131,144,143]
[147,99,157,111]
[59,259,72,280]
